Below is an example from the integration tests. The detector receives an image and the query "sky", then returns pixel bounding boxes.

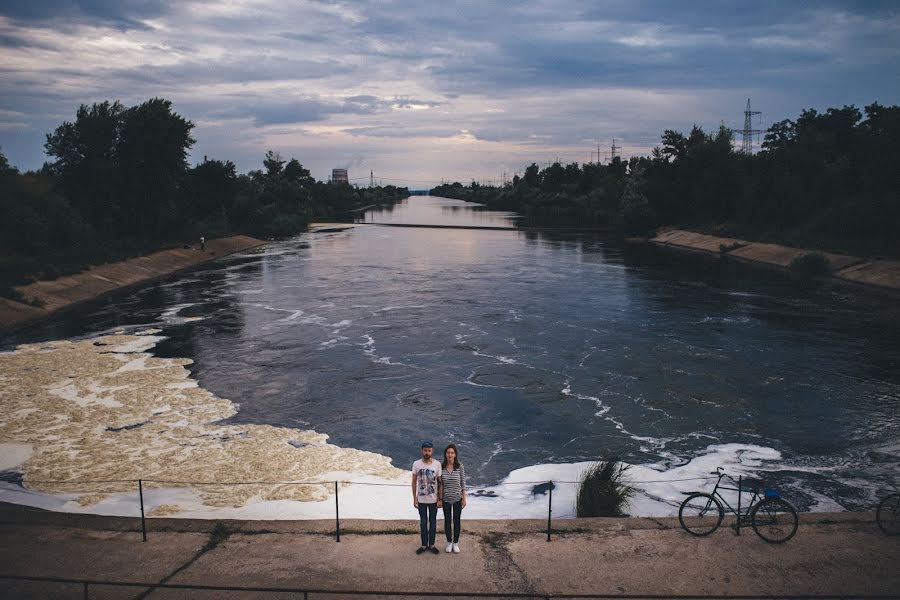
[1,1,898,186]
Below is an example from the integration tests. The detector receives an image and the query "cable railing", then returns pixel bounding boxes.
[7,474,723,543]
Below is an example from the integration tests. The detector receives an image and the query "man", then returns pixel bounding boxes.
[412,441,443,554]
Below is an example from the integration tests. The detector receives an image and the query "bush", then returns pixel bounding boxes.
[789,252,831,277]
[576,457,634,517]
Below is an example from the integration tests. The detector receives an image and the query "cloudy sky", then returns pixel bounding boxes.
[1,1,898,186]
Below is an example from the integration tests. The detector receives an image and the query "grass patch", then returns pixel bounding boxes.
[203,522,233,551]
[790,252,832,277]
[576,457,635,517]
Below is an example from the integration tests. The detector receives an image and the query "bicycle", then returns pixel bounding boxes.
[876,492,900,535]
[678,466,799,543]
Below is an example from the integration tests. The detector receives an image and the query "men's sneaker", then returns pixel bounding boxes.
[445,543,453,553]
[429,546,439,554]
[416,546,427,555]
[452,543,460,553]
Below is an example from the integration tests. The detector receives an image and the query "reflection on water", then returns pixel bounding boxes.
[356,195,518,227]
[4,196,900,512]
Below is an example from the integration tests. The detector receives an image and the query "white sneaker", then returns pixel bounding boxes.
[452,543,460,553]
[445,543,453,553]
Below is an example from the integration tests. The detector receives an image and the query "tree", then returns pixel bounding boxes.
[44,100,125,232]
[263,151,285,178]
[0,147,17,176]
[283,159,313,186]
[116,98,195,238]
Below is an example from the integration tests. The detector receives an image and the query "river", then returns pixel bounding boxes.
[2,195,899,517]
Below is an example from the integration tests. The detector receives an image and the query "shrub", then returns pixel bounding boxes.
[789,252,831,277]
[576,457,635,517]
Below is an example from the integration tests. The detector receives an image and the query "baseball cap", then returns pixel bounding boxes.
[421,441,433,448]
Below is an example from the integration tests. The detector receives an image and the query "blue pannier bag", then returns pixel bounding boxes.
[764,488,780,498]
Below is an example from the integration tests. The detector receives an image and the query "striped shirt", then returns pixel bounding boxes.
[441,464,466,503]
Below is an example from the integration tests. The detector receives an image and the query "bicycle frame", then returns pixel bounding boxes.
[697,473,764,533]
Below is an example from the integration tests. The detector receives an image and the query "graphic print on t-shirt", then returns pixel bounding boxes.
[413,459,440,503]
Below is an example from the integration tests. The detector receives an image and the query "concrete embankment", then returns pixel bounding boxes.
[0,503,896,598]
[0,235,266,333]
[650,229,900,292]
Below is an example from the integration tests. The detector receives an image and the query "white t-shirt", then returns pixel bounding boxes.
[412,458,442,504]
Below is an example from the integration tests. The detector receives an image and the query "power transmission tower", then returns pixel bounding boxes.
[610,138,619,161]
[741,98,764,153]
[370,170,375,187]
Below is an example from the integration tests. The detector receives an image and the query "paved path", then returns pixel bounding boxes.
[0,505,897,598]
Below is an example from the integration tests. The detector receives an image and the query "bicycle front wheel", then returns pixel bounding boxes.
[750,497,798,543]
[679,493,724,536]
[876,493,900,535]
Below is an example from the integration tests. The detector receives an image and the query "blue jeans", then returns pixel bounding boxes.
[417,502,438,546]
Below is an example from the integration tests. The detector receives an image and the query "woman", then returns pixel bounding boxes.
[441,443,467,553]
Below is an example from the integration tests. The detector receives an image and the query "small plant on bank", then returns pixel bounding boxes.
[204,522,233,551]
[719,242,742,254]
[789,252,831,277]
[576,457,635,517]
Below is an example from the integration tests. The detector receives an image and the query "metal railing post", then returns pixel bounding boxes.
[334,481,341,542]
[546,480,553,542]
[83,581,89,600]
[138,479,147,542]
[736,475,741,536]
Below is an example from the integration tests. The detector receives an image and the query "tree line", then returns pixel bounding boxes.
[0,98,407,298]
[432,102,899,257]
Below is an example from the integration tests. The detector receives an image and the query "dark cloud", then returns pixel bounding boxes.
[0,0,897,177]
[0,0,173,29]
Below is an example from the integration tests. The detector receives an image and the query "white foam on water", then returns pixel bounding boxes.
[0,443,32,471]
[159,304,205,325]
[0,332,860,521]
[0,443,792,520]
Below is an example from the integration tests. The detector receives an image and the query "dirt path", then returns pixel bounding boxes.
[0,505,896,598]
[0,235,266,333]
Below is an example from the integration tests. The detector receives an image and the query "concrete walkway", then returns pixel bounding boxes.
[0,505,897,598]
[0,235,266,333]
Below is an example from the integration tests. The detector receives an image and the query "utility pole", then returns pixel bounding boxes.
[741,98,763,153]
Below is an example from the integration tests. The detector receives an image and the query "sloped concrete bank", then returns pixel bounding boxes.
[0,235,266,334]
[649,229,900,292]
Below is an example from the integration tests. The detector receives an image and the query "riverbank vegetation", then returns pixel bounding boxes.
[432,102,899,258]
[0,98,407,297]
[576,457,634,517]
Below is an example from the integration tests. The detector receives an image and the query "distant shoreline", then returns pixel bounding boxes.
[0,235,266,334]
[644,228,900,293]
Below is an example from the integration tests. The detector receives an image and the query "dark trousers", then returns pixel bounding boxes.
[418,503,438,546]
[443,500,463,543]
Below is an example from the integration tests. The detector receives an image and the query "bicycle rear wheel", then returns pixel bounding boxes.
[876,493,900,535]
[750,497,798,543]
[679,493,724,536]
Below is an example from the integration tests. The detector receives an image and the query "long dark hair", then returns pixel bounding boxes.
[442,443,461,470]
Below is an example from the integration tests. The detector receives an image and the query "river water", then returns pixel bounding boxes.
[3,195,899,516]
